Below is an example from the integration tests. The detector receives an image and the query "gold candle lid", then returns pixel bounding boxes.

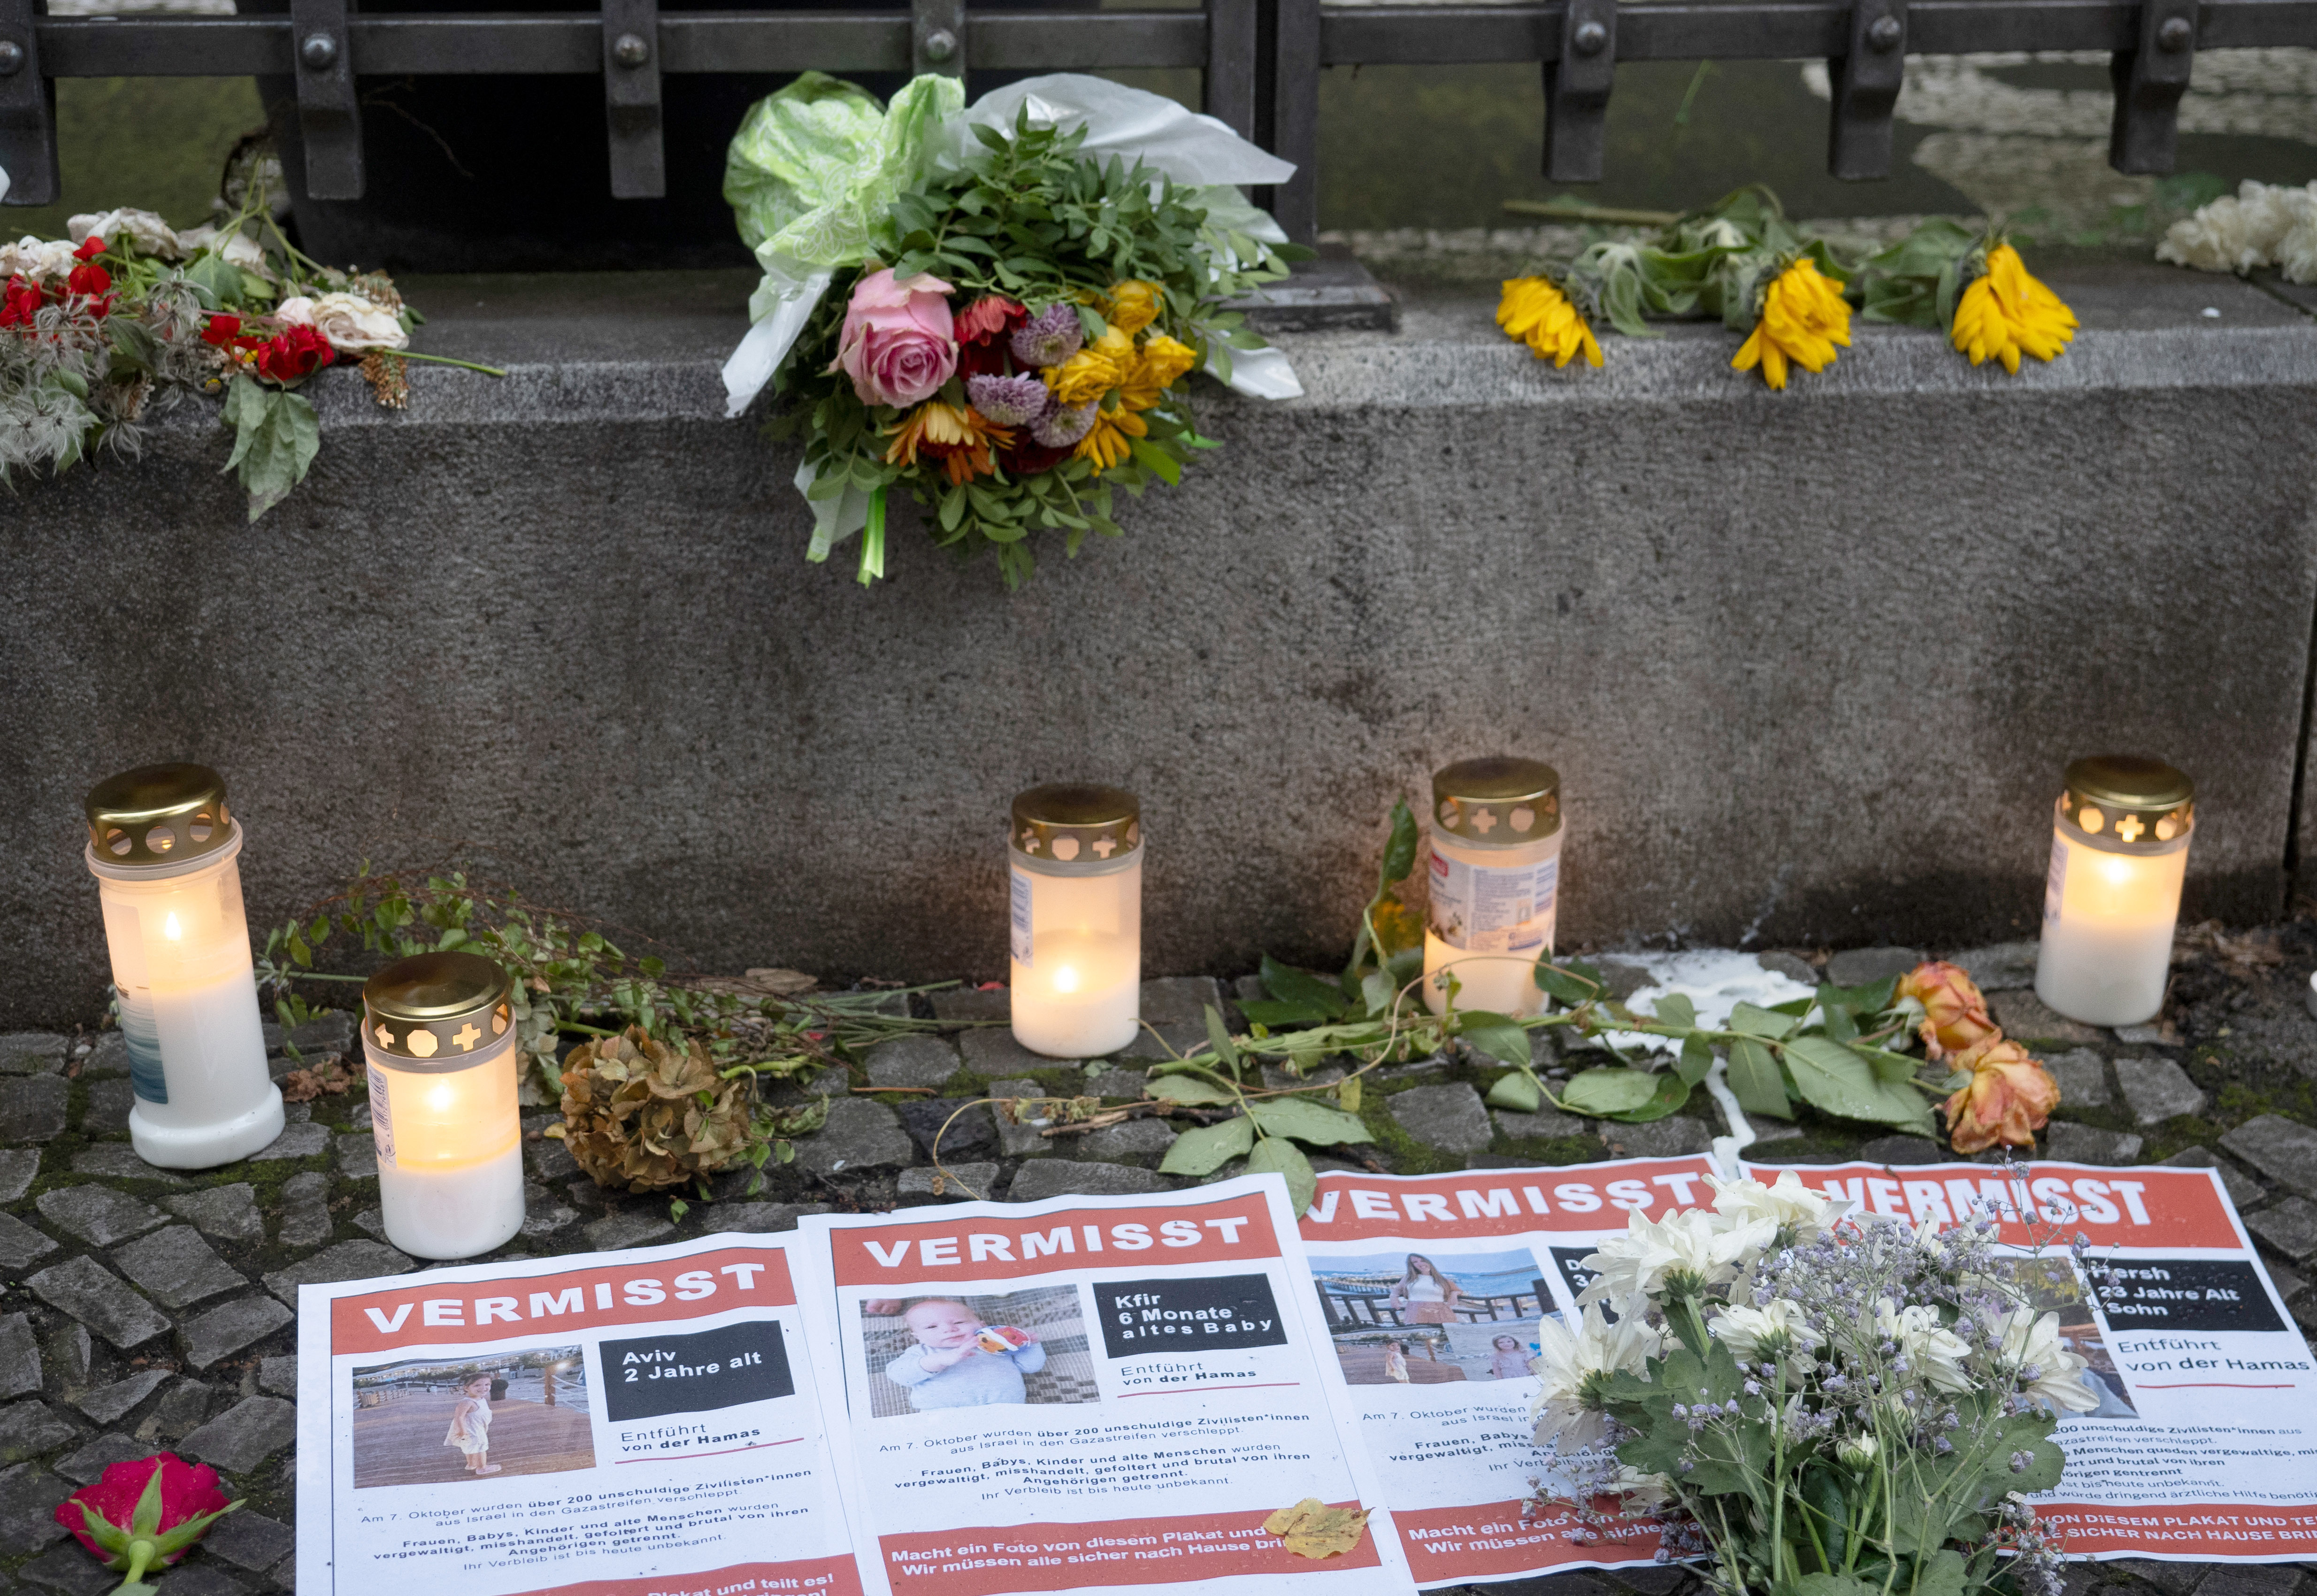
[2061,754,2194,846]
[1010,784,1141,864]
[1432,757,1561,844]
[85,764,235,865]
[364,951,515,1062]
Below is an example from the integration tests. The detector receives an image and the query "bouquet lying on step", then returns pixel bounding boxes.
[1529,1170,2110,1596]
[722,73,1306,589]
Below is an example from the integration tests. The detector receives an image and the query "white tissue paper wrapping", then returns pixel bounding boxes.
[720,72,1306,449]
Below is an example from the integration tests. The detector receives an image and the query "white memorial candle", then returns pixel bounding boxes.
[1009,785,1143,1058]
[84,765,283,1169]
[1422,757,1564,1019]
[2035,755,2194,1029]
[363,952,526,1259]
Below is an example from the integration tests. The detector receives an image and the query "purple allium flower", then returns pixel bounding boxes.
[967,373,1051,427]
[1032,400,1097,447]
[1011,303,1084,368]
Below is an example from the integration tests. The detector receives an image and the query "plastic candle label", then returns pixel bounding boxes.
[2045,836,2070,924]
[1009,867,1034,965]
[367,1064,397,1163]
[121,1000,167,1103]
[1427,851,1558,952]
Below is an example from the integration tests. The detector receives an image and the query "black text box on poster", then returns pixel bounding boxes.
[2099,1258,2286,1334]
[1094,1274,1289,1358]
[599,1320,794,1423]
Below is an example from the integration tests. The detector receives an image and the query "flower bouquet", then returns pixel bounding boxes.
[721,73,1305,588]
[0,178,498,518]
[1530,1171,2103,1596]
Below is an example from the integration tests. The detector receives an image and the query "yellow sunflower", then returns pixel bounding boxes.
[1075,401,1147,469]
[1496,276,1603,370]
[1951,243,2078,374]
[1731,258,1851,391]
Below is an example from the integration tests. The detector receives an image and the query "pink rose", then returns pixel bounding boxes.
[829,269,957,408]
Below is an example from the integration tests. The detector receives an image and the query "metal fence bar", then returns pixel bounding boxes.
[0,0,58,205]
[602,0,665,198]
[288,0,361,198]
[1205,0,1258,140]
[1826,0,1907,178]
[912,0,964,75]
[2110,0,2199,170]
[1542,0,1614,181]
[1269,0,1320,243]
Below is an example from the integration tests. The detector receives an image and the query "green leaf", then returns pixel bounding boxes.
[219,376,320,521]
[1534,963,1602,1006]
[1675,1036,1715,1086]
[1560,1067,1661,1116]
[1260,956,1349,1020]
[1727,1037,1793,1119]
[1238,999,1333,1028]
[1146,1074,1236,1105]
[1126,438,1181,485]
[1456,1011,1531,1069]
[1783,1036,1931,1129]
[1246,1135,1317,1215]
[1650,993,1696,1031]
[1610,1071,1691,1123]
[1248,1095,1375,1148]
[1796,1576,1883,1596]
[1376,799,1419,888]
[1728,1000,1797,1041]
[1485,1070,1543,1113]
[1203,1005,1240,1070]
[1158,1114,1254,1175]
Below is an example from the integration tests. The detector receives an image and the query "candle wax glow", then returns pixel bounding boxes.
[368,1039,524,1259]
[95,846,281,1167]
[2036,821,2187,1028]
[1010,858,1141,1058]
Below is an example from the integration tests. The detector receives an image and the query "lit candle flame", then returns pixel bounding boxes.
[1052,965,1081,994]
[426,1082,458,1113]
[162,912,182,941]
[2101,858,2134,886]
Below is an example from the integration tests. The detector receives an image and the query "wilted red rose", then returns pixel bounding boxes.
[55,1452,238,1579]
[257,323,336,383]
[1895,960,1999,1061]
[1941,1036,2061,1154]
[0,275,42,328]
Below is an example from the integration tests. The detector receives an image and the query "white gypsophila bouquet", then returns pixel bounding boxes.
[1527,1171,2112,1596]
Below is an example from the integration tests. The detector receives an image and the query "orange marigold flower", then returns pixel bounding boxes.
[1895,960,2000,1062]
[1941,1036,2061,1154]
[1075,401,1146,470]
[1732,258,1851,391]
[1118,334,1198,411]
[884,401,1016,485]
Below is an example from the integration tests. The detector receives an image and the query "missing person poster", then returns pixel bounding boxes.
[792,1173,1414,1596]
[1744,1156,2317,1564]
[1297,1156,1718,1587]
[293,1232,860,1596]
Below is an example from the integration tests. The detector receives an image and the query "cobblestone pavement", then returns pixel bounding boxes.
[8,929,2317,1596]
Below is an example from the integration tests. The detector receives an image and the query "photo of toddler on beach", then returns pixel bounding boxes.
[348,1346,593,1488]
[858,1287,1099,1418]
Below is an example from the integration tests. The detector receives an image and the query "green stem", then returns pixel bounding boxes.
[857,485,888,585]
[395,351,508,377]
[116,1539,156,1593]
[556,1021,618,1038]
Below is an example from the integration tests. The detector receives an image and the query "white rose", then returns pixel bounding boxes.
[0,236,78,282]
[68,207,181,258]
[302,290,407,353]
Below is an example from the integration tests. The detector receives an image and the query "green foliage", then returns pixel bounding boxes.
[220,375,318,520]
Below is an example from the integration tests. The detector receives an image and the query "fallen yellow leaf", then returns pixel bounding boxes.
[1261,1498,1372,1559]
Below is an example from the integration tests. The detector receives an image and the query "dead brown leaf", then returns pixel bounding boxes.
[281,1054,353,1103]
[1261,1499,1372,1559]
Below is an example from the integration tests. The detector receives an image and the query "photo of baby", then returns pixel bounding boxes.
[858,1287,1099,1419]
[348,1346,593,1488]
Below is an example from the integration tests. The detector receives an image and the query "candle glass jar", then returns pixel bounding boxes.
[1423,757,1564,1019]
[363,951,526,1259]
[1009,785,1143,1059]
[2035,755,2194,1028]
[84,764,283,1169]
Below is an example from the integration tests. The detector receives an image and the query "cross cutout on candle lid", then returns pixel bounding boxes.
[1092,836,1116,858]
[2114,814,2145,843]
[1472,807,1498,834]
[452,1022,482,1051]
[1020,829,1043,854]
[375,1023,395,1048]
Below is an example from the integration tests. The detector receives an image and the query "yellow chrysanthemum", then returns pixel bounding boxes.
[1103,280,1163,336]
[1950,243,2078,375]
[1731,258,1851,391]
[1496,276,1603,369]
[1045,325,1134,406]
[1075,401,1147,469]
[1117,334,1199,410]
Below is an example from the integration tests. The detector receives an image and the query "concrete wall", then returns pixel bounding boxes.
[5,262,2315,1027]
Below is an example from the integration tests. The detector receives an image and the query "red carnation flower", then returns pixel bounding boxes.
[55,1452,239,1588]
[200,314,247,348]
[998,438,1073,477]
[0,275,42,329]
[66,260,112,315]
[256,323,335,383]
[954,295,1025,345]
[72,234,107,262]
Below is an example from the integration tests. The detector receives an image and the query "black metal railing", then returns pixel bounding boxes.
[1,0,2313,239]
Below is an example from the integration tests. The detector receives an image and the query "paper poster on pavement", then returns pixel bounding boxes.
[294,1232,860,1596]
[1297,1156,1717,1587]
[792,1173,1413,1596]
[1745,1155,2317,1563]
